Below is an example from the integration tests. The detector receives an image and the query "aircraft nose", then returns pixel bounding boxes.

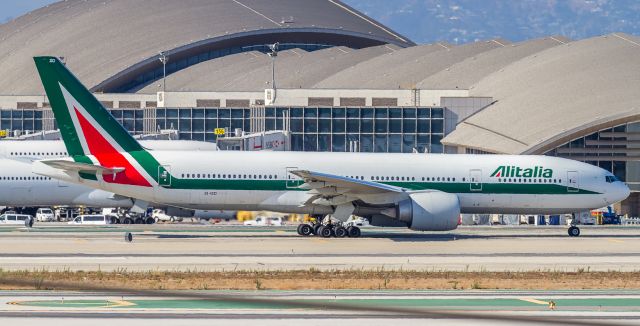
[620,183,631,201]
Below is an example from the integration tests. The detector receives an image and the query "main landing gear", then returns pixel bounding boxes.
[568,225,580,237]
[296,222,361,238]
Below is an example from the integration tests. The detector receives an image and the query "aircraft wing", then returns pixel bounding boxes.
[39,159,125,175]
[290,170,405,196]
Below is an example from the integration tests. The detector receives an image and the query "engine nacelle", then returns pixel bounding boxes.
[396,192,460,231]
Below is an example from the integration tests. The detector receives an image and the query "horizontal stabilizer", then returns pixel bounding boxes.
[39,159,125,175]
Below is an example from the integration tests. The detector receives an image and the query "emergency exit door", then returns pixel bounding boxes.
[158,165,171,187]
[469,169,482,192]
[286,167,301,189]
[567,171,579,193]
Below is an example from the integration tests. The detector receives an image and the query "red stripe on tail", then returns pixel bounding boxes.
[74,107,151,187]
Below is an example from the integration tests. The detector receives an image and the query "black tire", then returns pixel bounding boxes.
[145,217,155,224]
[334,227,348,238]
[297,224,304,235]
[110,216,118,225]
[312,223,322,235]
[319,226,333,238]
[123,218,133,225]
[347,226,361,238]
[300,224,312,236]
[568,226,580,237]
[134,217,144,224]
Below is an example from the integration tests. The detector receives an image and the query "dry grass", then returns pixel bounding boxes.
[1,269,639,291]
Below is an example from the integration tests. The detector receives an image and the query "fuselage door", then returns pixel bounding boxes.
[285,167,301,189]
[567,171,579,193]
[158,165,171,187]
[469,169,482,192]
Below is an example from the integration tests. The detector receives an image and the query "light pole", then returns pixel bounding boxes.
[159,51,168,93]
[267,42,279,103]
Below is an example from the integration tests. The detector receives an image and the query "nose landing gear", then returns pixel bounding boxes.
[568,226,580,237]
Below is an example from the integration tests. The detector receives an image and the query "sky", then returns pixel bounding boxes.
[1,0,639,44]
[0,0,55,24]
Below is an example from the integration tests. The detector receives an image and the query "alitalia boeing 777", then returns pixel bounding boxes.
[32,56,630,238]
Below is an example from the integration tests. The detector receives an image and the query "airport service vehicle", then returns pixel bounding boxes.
[345,216,370,228]
[35,208,54,222]
[68,214,111,225]
[32,56,630,238]
[0,213,33,225]
[151,209,183,223]
[243,216,283,226]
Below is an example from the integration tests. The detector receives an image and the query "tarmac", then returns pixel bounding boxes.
[0,224,639,324]
[0,290,638,325]
[0,224,638,272]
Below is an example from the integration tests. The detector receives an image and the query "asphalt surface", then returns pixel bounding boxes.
[0,224,638,271]
[0,290,638,325]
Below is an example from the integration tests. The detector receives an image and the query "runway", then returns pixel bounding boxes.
[0,224,639,272]
[0,223,640,271]
[1,224,639,324]
[0,290,638,325]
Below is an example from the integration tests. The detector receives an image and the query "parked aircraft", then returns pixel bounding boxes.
[0,140,220,221]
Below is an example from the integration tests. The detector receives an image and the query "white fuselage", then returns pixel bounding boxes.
[36,151,630,215]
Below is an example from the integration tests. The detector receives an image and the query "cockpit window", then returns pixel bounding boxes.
[605,175,620,183]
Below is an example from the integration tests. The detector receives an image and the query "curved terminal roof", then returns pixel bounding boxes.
[0,0,413,95]
[442,33,640,154]
[137,44,399,92]
[313,40,508,89]
[417,36,569,90]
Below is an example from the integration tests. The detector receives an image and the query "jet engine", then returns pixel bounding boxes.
[386,192,460,231]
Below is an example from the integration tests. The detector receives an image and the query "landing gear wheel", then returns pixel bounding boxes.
[334,226,348,238]
[568,226,580,237]
[318,226,333,238]
[312,223,322,235]
[299,224,312,236]
[347,226,361,238]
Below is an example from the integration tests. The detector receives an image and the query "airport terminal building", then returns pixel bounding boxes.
[0,0,638,214]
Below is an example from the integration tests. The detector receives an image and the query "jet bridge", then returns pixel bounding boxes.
[217,129,290,151]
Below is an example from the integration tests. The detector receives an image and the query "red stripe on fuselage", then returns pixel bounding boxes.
[74,107,151,187]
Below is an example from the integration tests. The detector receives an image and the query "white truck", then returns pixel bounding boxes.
[243,216,283,226]
[36,208,55,222]
[151,209,183,223]
[68,214,112,225]
[0,213,33,225]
